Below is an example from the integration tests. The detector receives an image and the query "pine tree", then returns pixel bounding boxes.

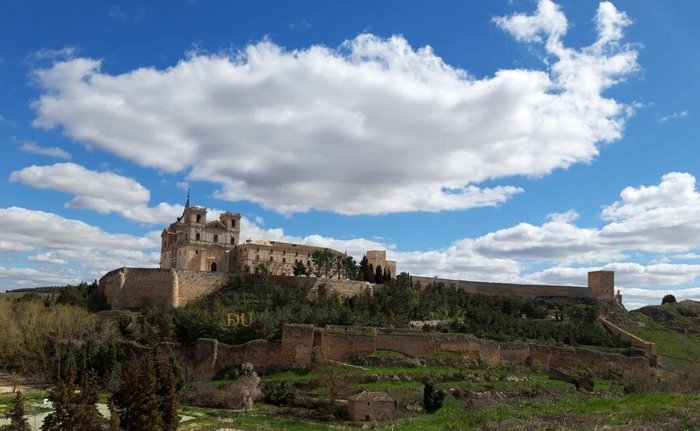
[111,354,141,429]
[292,260,307,277]
[71,373,103,431]
[4,391,30,431]
[41,371,102,431]
[358,255,371,282]
[130,354,163,431]
[113,351,180,431]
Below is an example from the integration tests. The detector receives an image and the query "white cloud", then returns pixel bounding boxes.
[464,173,700,264]
[31,1,637,215]
[493,0,567,44]
[600,172,700,252]
[659,110,688,123]
[0,207,160,289]
[19,141,71,160]
[9,163,183,224]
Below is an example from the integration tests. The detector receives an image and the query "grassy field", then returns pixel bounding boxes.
[617,301,700,372]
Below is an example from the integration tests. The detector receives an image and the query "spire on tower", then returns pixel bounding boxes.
[185,188,191,209]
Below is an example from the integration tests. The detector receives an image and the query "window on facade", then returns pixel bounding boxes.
[195,250,199,255]
[282,257,286,263]
[282,250,286,255]
[231,219,236,228]
[196,233,200,241]
[196,214,201,223]
[213,234,218,243]
[269,256,273,262]
[231,236,235,244]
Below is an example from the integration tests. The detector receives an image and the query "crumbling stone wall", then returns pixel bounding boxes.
[165,324,654,379]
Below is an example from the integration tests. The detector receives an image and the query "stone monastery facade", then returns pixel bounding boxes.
[160,199,395,278]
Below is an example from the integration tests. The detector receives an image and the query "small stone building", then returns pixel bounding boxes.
[346,390,396,421]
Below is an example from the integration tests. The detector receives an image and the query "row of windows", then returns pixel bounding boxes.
[253,255,310,265]
[251,248,309,258]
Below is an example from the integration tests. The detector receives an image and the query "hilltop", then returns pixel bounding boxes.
[612,300,700,372]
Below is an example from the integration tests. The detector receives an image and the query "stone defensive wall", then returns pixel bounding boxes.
[598,317,657,358]
[99,267,373,309]
[166,324,654,379]
[99,267,235,308]
[410,276,590,299]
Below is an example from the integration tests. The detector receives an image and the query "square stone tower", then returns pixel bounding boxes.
[588,270,614,301]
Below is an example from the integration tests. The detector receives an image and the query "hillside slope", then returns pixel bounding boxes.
[613,300,700,372]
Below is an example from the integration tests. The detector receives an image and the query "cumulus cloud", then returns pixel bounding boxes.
[19,141,71,160]
[465,173,700,264]
[9,163,184,224]
[600,172,700,252]
[0,207,160,290]
[4,172,700,304]
[31,1,637,215]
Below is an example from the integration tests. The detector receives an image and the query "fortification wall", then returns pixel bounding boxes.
[311,279,373,299]
[410,276,590,299]
[98,267,232,309]
[281,324,315,367]
[316,330,377,361]
[165,324,653,379]
[598,317,657,356]
[174,270,234,306]
[375,333,431,357]
[99,267,176,308]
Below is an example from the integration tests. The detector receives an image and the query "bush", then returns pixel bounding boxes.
[262,382,295,406]
[662,294,677,305]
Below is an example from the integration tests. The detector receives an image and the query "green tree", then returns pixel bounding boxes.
[422,382,445,413]
[662,294,677,305]
[342,255,357,280]
[358,255,371,282]
[374,264,384,284]
[292,260,308,277]
[155,352,180,431]
[113,352,180,431]
[311,249,336,278]
[3,391,30,431]
[41,372,102,431]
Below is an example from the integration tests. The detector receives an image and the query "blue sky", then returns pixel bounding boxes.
[1,0,700,309]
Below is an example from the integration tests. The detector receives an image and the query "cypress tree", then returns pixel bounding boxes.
[4,391,30,431]
[358,255,370,281]
[155,352,180,431]
[375,264,384,284]
[41,371,102,431]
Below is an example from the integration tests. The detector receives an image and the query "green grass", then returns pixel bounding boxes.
[620,321,700,370]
